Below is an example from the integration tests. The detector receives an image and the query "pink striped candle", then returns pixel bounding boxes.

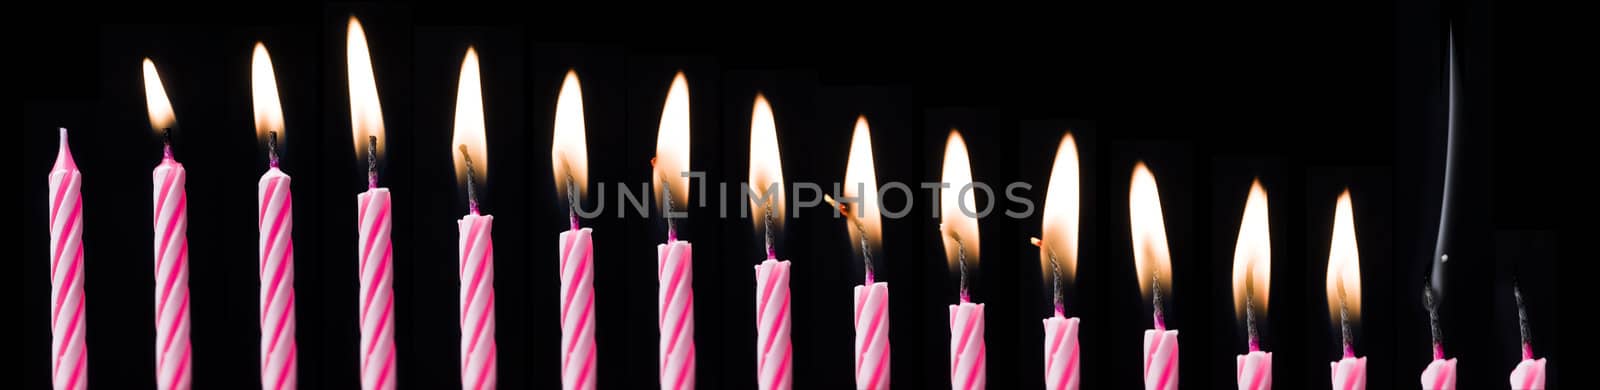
[152,135,192,390]
[653,71,695,390]
[1142,327,1178,390]
[754,259,793,390]
[1421,357,1456,390]
[452,46,496,390]
[1036,133,1082,390]
[834,116,890,390]
[553,69,597,390]
[1235,351,1271,390]
[253,41,296,390]
[1231,179,1271,390]
[949,301,986,390]
[1327,189,1365,390]
[1129,162,1177,390]
[1042,315,1079,390]
[939,131,983,390]
[1331,356,1366,390]
[348,15,396,390]
[853,281,889,390]
[48,128,89,390]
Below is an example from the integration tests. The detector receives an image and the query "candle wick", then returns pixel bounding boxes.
[763,197,777,260]
[162,128,174,160]
[366,136,379,189]
[268,131,281,168]
[1246,280,1260,353]
[652,157,678,242]
[460,144,480,215]
[1339,282,1355,358]
[830,196,876,284]
[1514,281,1533,360]
[1423,280,1444,359]
[566,174,580,230]
[1152,273,1166,330]
[1050,252,1064,317]
[948,227,970,303]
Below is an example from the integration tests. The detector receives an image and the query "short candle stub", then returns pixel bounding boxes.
[460,144,480,215]
[366,135,379,189]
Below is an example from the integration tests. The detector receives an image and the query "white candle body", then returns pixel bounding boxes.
[152,156,192,390]
[258,168,296,390]
[1042,316,1079,390]
[1420,358,1457,390]
[949,301,986,390]
[754,259,793,390]
[1509,358,1546,390]
[1235,350,1271,390]
[1142,329,1178,390]
[48,129,89,390]
[1330,356,1366,390]
[458,213,496,390]
[657,240,695,390]
[357,188,397,390]
[853,282,890,390]
[558,228,596,390]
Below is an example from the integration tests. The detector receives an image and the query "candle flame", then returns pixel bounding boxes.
[551,69,588,197]
[347,16,385,161]
[1231,179,1271,320]
[1038,133,1080,284]
[748,93,786,233]
[940,130,980,270]
[653,72,690,212]
[842,115,883,253]
[251,42,285,142]
[1326,189,1362,324]
[1129,161,1173,300]
[142,58,176,132]
[451,46,488,187]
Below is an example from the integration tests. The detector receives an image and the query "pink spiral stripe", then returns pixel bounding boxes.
[1330,356,1366,390]
[1420,358,1456,390]
[153,157,192,390]
[1141,329,1178,390]
[458,214,496,390]
[754,260,792,390]
[49,129,89,390]
[657,240,694,390]
[357,189,396,390]
[558,228,596,390]
[1510,358,1545,390]
[853,282,889,390]
[1234,351,1270,390]
[258,168,297,390]
[1043,316,1079,390]
[948,302,986,390]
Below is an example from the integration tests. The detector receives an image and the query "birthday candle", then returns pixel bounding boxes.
[552,69,597,390]
[144,57,192,390]
[940,131,984,390]
[653,72,695,390]
[47,128,90,390]
[452,46,496,390]
[1129,162,1176,390]
[348,16,396,389]
[252,41,297,390]
[748,94,792,390]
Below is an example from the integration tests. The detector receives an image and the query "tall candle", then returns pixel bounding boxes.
[252,42,297,390]
[653,72,695,390]
[1508,285,1546,390]
[552,69,597,390]
[826,115,889,390]
[1326,190,1367,390]
[349,16,396,390]
[748,94,792,390]
[48,128,90,390]
[940,131,984,390]
[452,46,496,390]
[1129,162,1177,390]
[144,57,192,390]
[1033,133,1082,390]
[1231,179,1271,390]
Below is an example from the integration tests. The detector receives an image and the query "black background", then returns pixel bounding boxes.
[22,1,1576,389]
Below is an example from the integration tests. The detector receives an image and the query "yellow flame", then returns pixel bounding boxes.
[1326,189,1363,323]
[1039,133,1080,284]
[251,42,284,142]
[142,58,176,132]
[843,115,883,252]
[451,46,487,186]
[940,130,980,270]
[748,93,786,232]
[1231,179,1272,320]
[1129,161,1173,299]
[653,72,690,212]
[551,69,588,197]
[347,16,385,160]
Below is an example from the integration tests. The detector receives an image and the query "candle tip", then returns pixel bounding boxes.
[366,135,379,189]
[161,128,174,160]
[460,144,481,214]
[268,130,280,168]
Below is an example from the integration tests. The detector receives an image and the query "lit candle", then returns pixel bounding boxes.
[551,69,597,390]
[1030,133,1082,390]
[1326,190,1366,390]
[748,94,792,390]
[1128,162,1176,390]
[652,72,695,390]
[1421,31,1461,390]
[1231,179,1272,390]
[252,41,297,390]
[347,16,396,390]
[940,130,984,390]
[144,57,192,390]
[47,127,90,390]
[451,46,496,390]
[823,115,889,390]
[1508,285,1545,390]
